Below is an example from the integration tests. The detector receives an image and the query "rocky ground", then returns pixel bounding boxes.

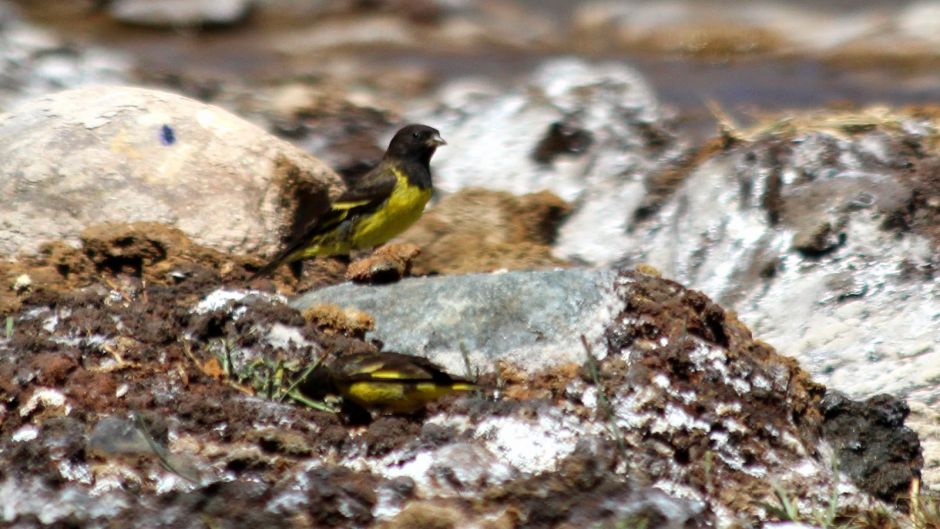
[2,1,940,528]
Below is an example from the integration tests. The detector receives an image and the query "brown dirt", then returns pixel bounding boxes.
[603,270,832,510]
[0,220,361,450]
[302,303,376,338]
[0,216,594,527]
[0,218,446,527]
[1,221,261,317]
[0,211,912,525]
[399,188,572,275]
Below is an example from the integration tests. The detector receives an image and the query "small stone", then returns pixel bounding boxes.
[12,273,31,292]
[820,390,923,501]
[532,121,594,164]
[301,303,375,337]
[87,416,152,457]
[248,428,313,457]
[634,263,662,277]
[110,0,253,28]
[345,243,421,284]
[790,221,845,257]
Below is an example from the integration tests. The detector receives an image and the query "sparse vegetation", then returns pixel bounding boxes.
[758,477,940,529]
[581,334,626,453]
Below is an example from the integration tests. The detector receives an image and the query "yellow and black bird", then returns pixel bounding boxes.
[302,351,477,418]
[254,124,445,278]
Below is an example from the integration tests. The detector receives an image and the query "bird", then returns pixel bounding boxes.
[300,351,478,417]
[253,124,445,278]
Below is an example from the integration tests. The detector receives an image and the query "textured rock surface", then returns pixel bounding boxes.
[604,113,940,483]
[615,114,940,403]
[410,67,940,465]
[0,85,344,258]
[291,268,620,375]
[820,391,923,501]
[410,58,686,264]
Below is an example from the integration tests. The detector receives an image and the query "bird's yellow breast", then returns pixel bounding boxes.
[349,168,431,250]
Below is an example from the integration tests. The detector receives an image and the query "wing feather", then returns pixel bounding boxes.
[251,161,398,277]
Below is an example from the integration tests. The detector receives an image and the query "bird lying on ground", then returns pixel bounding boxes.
[301,351,477,418]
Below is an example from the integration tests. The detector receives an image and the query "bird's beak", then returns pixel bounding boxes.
[428,132,446,147]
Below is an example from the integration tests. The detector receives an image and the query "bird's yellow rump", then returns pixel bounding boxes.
[254,124,445,277]
[302,351,477,415]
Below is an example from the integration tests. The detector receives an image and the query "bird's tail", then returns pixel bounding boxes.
[250,244,303,280]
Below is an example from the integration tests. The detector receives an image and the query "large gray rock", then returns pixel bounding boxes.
[620,123,940,401]
[291,268,620,374]
[611,115,940,483]
[0,85,344,258]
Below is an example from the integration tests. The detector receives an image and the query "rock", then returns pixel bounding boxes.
[291,268,621,374]
[820,391,923,502]
[268,1,557,55]
[323,269,900,523]
[410,58,685,264]
[87,415,160,457]
[604,108,940,484]
[614,110,940,450]
[0,5,128,111]
[398,188,571,275]
[569,2,884,56]
[109,0,254,28]
[345,243,421,284]
[790,220,845,257]
[0,85,344,258]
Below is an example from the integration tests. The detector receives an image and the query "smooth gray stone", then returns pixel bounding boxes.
[291,268,620,374]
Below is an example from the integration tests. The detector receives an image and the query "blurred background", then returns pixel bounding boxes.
[7,0,940,142]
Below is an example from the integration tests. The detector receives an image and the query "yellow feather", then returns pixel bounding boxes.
[341,379,475,414]
[354,362,387,374]
[350,168,431,248]
[368,370,410,380]
[295,168,431,258]
[331,199,372,210]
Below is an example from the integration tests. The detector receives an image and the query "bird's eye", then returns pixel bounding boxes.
[412,131,420,138]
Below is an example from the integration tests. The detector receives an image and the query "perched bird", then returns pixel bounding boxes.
[302,351,477,416]
[254,124,445,278]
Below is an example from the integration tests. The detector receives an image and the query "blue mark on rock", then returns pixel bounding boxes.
[160,124,176,146]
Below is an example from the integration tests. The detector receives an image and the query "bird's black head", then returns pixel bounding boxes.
[385,124,446,165]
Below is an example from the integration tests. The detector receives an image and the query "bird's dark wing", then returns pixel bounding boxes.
[335,160,398,204]
[335,352,469,385]
[251,163,398,278]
